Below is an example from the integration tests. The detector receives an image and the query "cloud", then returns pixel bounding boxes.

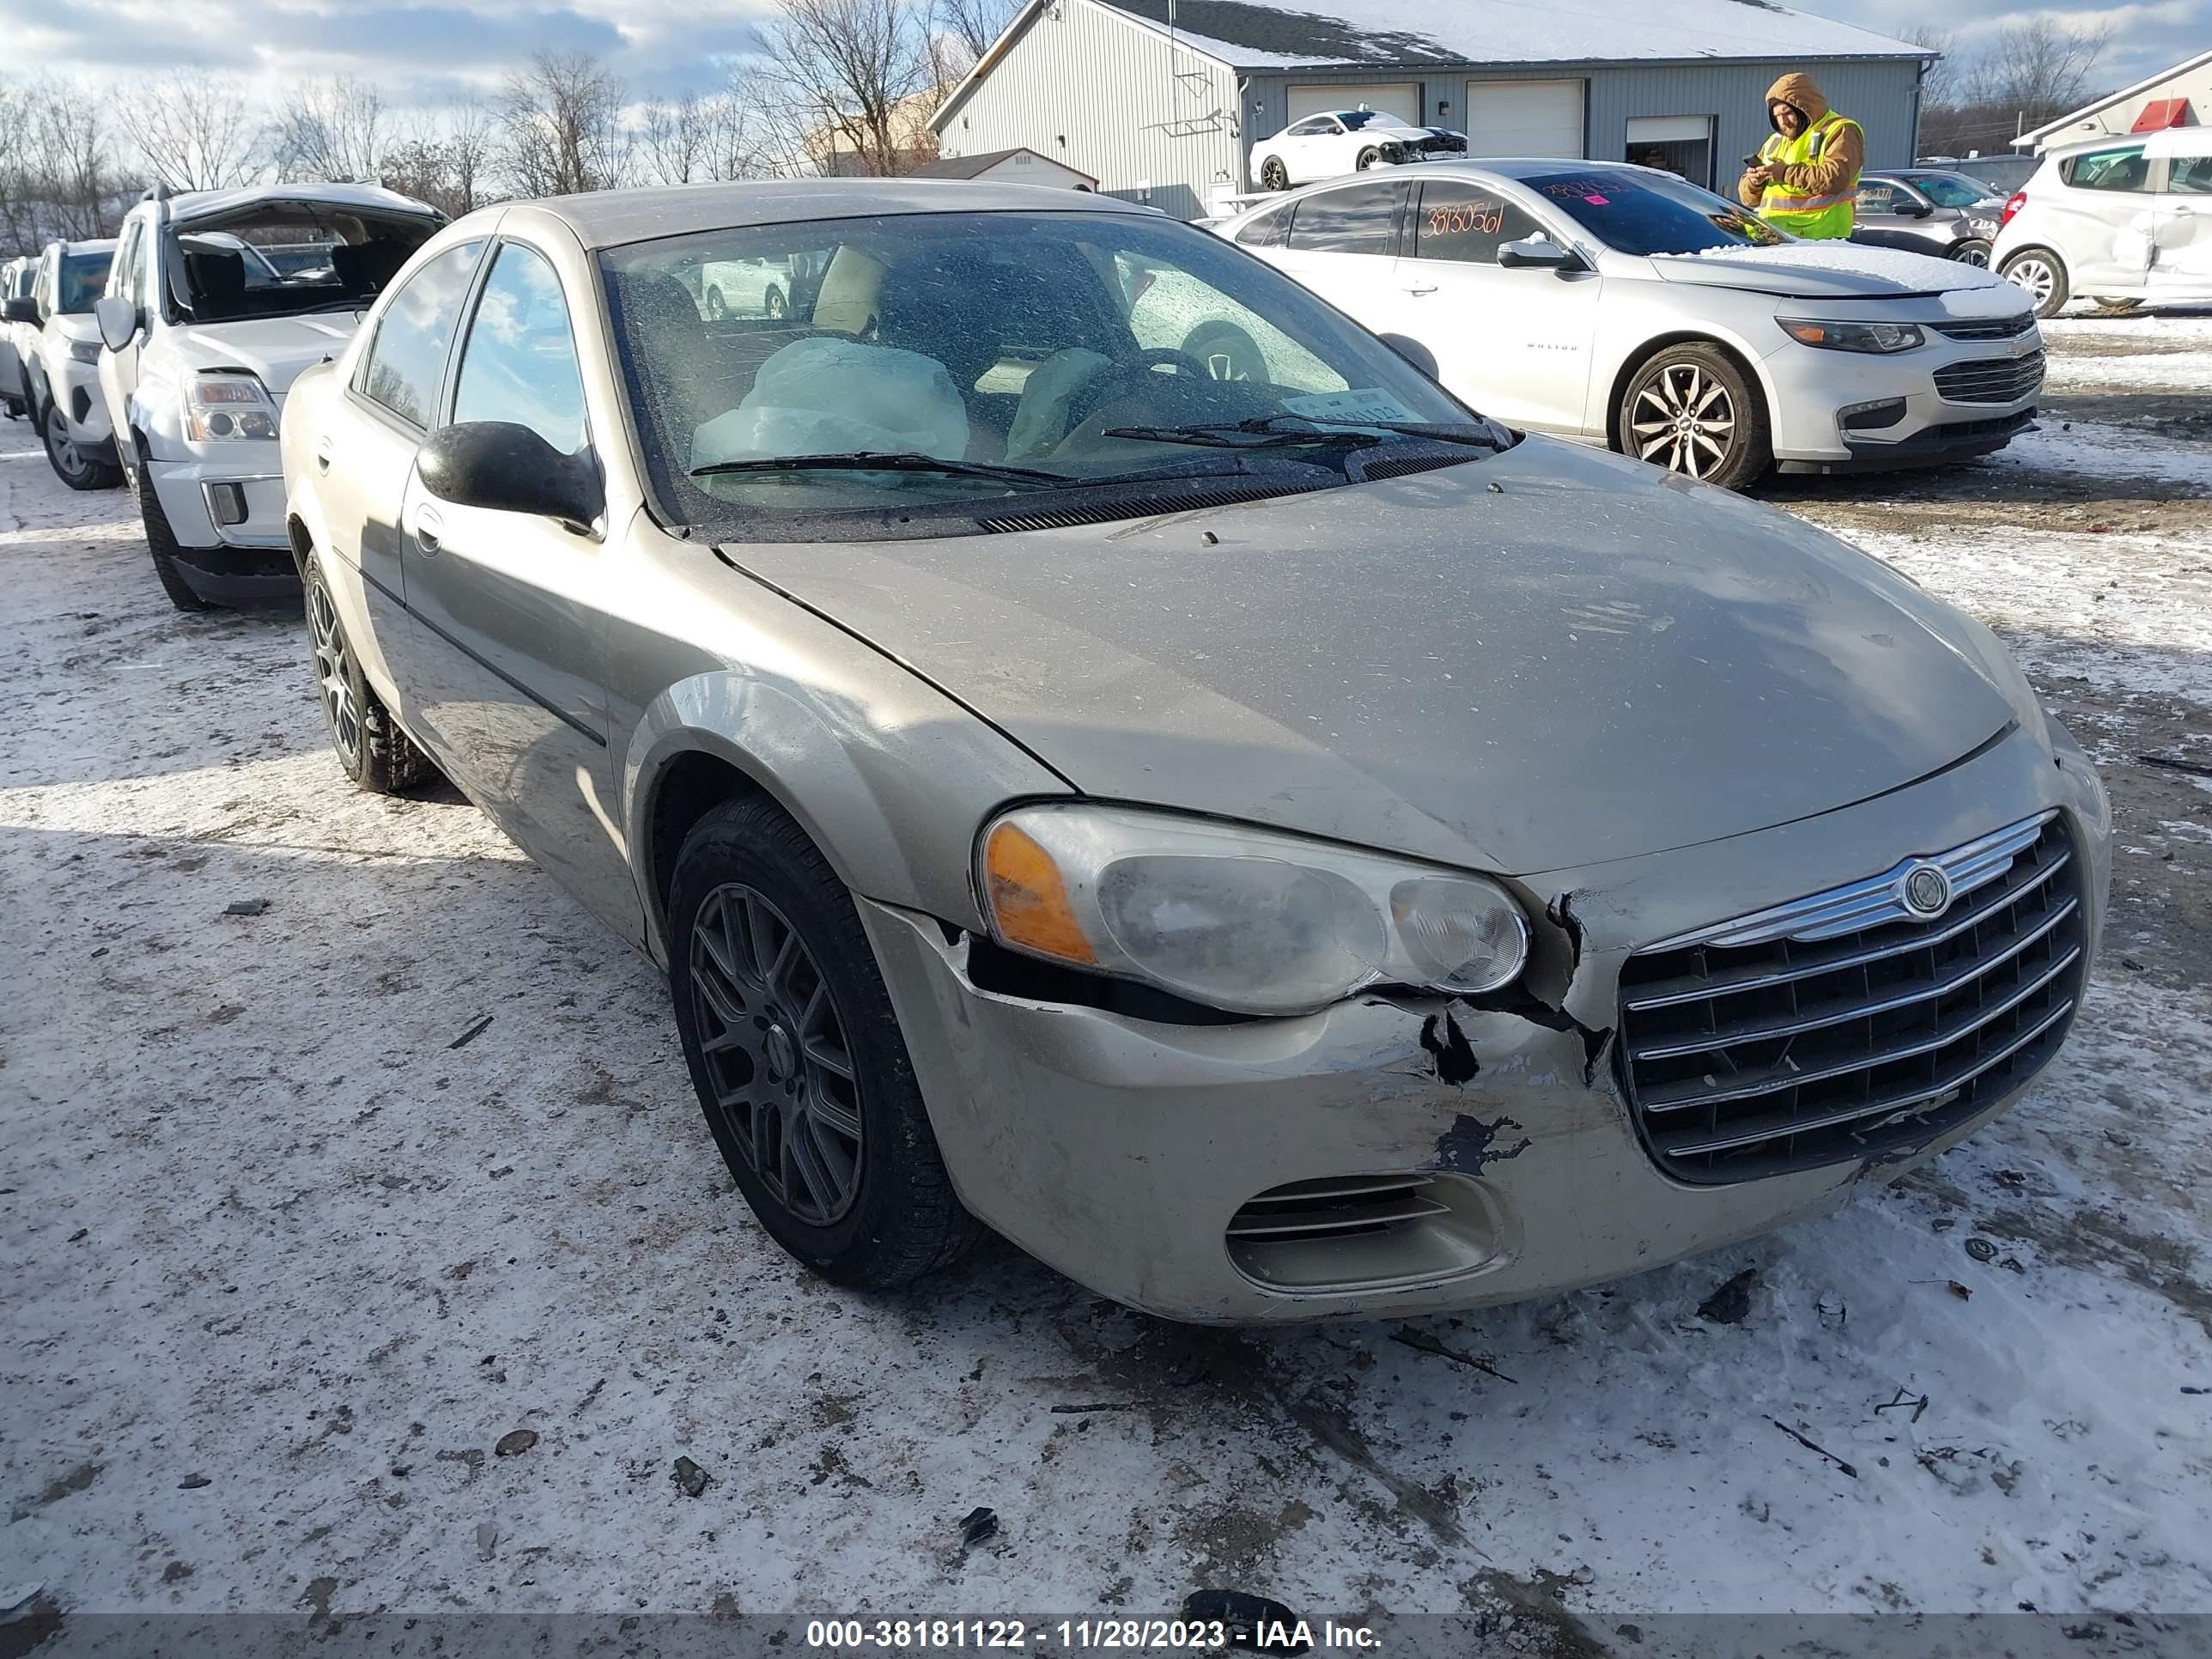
[1796,0,2211,89]
[0,0,779,101]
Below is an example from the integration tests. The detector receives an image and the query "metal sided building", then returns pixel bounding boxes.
[928,0,1931,220]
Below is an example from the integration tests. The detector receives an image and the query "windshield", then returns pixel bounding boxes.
[1339,111,1395,131]
[604,210,1495,537]
[1901,173,1994,208]
[57,252,112,313]
[168,204,441,325]
[1524,169,1787,254]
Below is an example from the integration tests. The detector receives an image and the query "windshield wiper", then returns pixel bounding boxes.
[690,451,1279,490]
[691,451,1075,487]
[1102,414,1509,452]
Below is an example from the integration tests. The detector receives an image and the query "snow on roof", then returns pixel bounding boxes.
[1103,0,1928,69]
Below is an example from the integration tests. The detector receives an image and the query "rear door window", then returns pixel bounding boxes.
[1234,205,1292,248]
[1285,179,1405,256]
[1413,182,1541,264]
[2063,145,2150,193]
[356,240,486,429]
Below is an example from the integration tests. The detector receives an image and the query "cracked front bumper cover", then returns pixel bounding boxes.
[860,898,1880,1323]
[857,724,2108,1324]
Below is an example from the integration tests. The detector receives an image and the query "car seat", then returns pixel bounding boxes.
[183,248,247,321]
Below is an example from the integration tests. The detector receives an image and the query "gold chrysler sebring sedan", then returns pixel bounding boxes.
[279,179,2111,1323]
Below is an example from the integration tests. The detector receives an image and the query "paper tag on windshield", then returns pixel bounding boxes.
[1283,388,1419,425]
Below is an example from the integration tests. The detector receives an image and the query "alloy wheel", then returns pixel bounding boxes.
[2006,257,2057,307]
[1630,362,1737,481]
[1261,158,1288,191]
[689,882,864,1227]
[1954,243,1990,267]
[307,577,362,771]
[44,410,91,484]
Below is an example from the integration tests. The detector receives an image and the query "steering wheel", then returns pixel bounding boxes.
[1066,347,1213,433]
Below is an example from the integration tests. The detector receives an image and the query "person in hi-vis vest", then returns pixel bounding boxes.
[1736,71,1864,239]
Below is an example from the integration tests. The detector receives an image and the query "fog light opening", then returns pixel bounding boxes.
[205,482,249,527]
[1840,398,1907,432]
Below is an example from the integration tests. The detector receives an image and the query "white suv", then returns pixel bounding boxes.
[3,239,122,489]
[1993,130,2212,318]
[94,183,442,611]
[0,257,34,421]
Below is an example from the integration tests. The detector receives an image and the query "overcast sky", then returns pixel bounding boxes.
[5,0,2206,106]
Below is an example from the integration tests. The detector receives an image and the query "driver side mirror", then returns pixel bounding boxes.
[2,295,37,325]
[1905,199,1935,219]
[94,295,141,351]
[1498,235,1578,271]
[417,422,604,532]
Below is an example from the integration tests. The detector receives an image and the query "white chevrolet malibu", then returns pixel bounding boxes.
[1221,159,2045,488]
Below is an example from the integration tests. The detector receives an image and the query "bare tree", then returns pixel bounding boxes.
[380,94,502,217]
[930,0,1018,72]
[640,92,713,185]
[135,69,262,191]
[499,51,631,198]
[270,76,387,182]
[757,0,936,177]
[1965,17,2116,125]
[34,93,124,240]
[1906,27,1958,117]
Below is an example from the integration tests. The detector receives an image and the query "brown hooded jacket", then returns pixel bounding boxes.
[1736,71,1864,210]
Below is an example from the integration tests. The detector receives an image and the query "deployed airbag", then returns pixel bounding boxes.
[691,337,969,467]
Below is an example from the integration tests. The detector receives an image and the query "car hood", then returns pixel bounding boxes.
[171,314,367,403]
[1650,243,2013,301]
[723,440,2018,876]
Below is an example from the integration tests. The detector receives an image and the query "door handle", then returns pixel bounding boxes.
[1403,283,1438,296]
[2173,205,2197,216]
[413,507,443,556]
[313,438,332,473]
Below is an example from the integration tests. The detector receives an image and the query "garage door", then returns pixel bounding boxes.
[1289,82,1421,128]
[1464,79,1585,157]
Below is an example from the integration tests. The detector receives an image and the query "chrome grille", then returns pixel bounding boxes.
[1617,813,2083,1183]
[1933,350,2045,404]
[1931,315,2036,342]
[1226,1175,1447,1243]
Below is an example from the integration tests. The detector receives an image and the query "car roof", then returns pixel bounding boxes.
[501,177,1155,252]
[158,182,441,227]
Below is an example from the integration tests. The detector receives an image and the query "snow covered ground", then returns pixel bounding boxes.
[3,311,2210,1656]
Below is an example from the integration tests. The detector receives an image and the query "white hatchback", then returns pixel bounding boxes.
[1992,130,2212,319]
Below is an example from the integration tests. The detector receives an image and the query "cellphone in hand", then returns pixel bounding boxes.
[1741,155,1763,168]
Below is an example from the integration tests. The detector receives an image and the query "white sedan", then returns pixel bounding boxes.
[1220,160,2045,488]
[1249,109,1467,192]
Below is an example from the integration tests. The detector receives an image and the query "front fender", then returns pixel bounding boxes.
[622,668,1071,967]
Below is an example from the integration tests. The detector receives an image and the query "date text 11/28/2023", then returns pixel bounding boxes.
[805,1618,1384,1651]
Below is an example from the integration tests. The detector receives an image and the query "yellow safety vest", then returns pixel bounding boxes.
[1758,111,1861,239]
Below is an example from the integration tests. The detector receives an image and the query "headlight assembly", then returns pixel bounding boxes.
[977,805,1530,1016]
[1777,319,1924,354]
[184,373,279,441]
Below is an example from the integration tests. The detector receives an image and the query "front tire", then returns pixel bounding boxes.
[704,286,726,319]
[1354,146,1380,171]
[2000,248,2069,319]
[42,403,122,491]
[668,794,981,1289]
[131,453,211,612]
[1260,155,1289,191]
[765,285,788,319]
[304,554,435,793]
[1618,343,1771,490]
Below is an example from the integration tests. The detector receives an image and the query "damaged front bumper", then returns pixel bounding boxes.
[860,723,2110,1324]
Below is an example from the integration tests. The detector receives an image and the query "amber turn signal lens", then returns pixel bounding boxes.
[982,820,1097,965]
